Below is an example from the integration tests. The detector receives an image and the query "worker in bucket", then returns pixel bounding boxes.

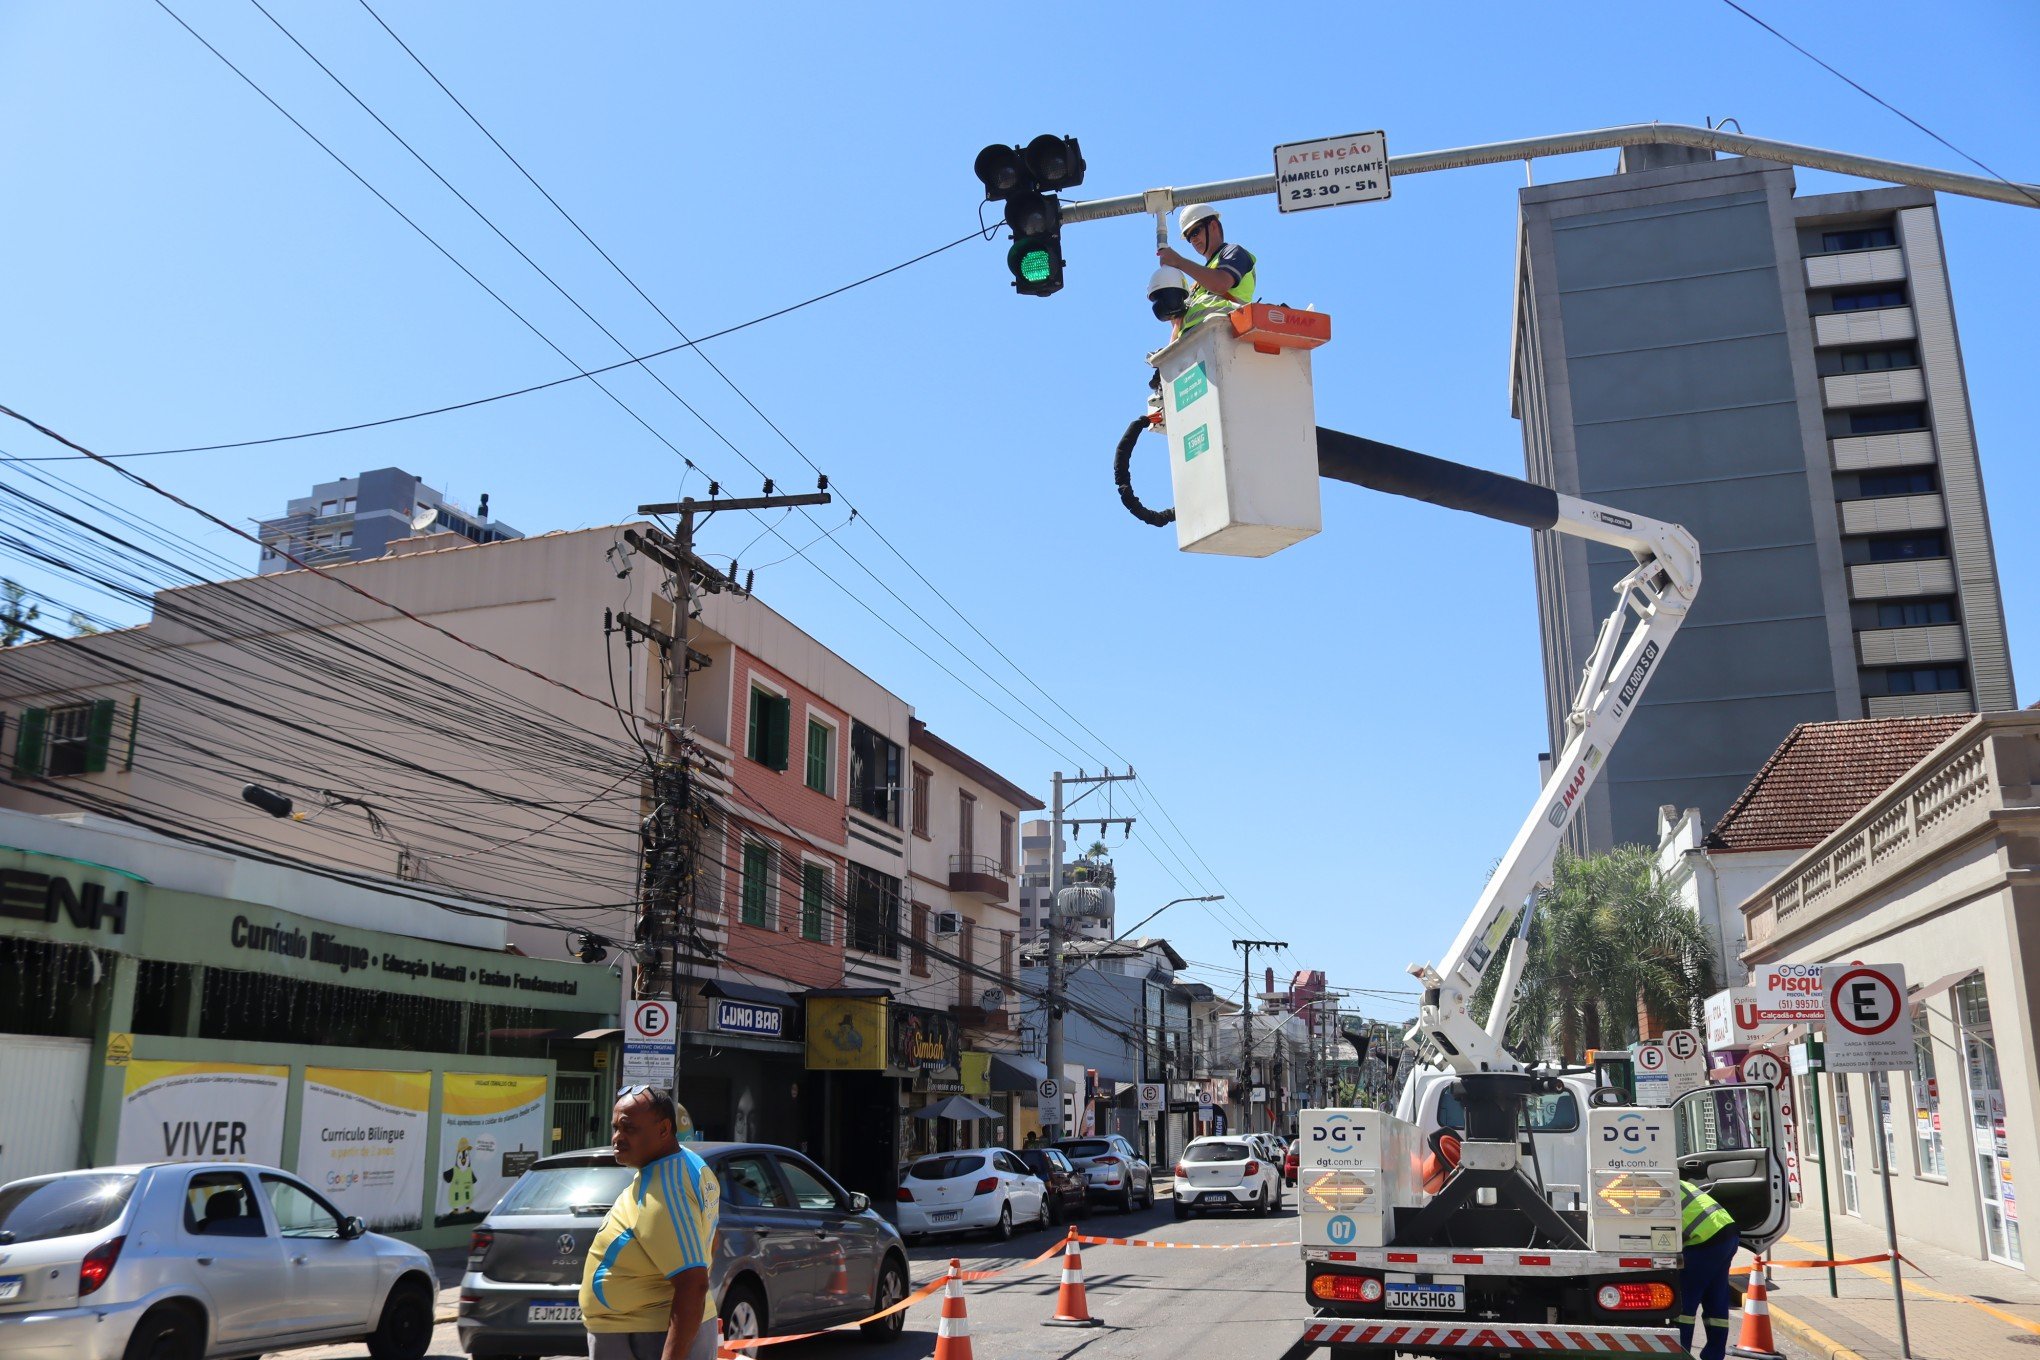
[1145,203,1257,423]
[1158,203,1256,339]
[1676,1180,1741,1360]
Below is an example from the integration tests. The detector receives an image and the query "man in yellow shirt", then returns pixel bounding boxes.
[581,1087,721,1360]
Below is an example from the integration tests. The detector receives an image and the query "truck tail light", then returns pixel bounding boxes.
[1597,1281,1675,1311]
[1310,1272,1382,1302]
[467,1228,494,1267]
[974,1177,999,1196]
[896,1187,914,1202]
[79,1235,126,1296]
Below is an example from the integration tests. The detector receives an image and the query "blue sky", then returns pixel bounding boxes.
[3,2,2034,1015]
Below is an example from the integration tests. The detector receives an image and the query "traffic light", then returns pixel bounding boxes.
[974,134,1084,297]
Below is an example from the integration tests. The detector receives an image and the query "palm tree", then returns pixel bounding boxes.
[1491,845,1715,1062]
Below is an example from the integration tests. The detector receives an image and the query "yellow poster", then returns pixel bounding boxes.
[806,997,887,1070]
[960,1052,991,1097]
[115,1060,289,1165]
[437,1073,549,1225]
[299,1069,430,1232]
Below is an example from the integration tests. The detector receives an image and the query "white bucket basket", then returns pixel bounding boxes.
[1155,310,1324,557]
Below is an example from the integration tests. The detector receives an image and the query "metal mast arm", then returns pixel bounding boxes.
[1314,430,1700,1073]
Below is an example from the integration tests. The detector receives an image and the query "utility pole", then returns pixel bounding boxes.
[630,489,829,1090]
[1232,938,1286,1133]
[1044,767,1135,1141]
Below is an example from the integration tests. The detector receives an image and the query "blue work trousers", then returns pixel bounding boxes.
[1678,1228,1741,1360]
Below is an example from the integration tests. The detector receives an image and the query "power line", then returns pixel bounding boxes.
[1718,0,2040,210]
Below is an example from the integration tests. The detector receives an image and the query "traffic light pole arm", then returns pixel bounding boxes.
[1057,121,2040,224]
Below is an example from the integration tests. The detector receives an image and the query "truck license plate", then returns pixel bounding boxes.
[1385,1284,1463,1311]
[527,1303,582,1324]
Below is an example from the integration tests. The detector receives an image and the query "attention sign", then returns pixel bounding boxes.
[1273,131,1391,213]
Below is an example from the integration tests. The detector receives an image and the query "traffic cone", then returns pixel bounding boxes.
[1043,1229,1104,1327]
[826,1246,849,1297]
[934,1260,974,1360]
[1729,1255,1787,1360]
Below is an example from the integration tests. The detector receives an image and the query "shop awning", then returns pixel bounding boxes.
[911,1094,1002,1122]
[989,1053,1048,1092]
[702,979,797,1008]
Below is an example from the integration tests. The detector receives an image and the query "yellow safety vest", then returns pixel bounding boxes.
[1680,1181,1736,1247]
[1181,244,1256,333]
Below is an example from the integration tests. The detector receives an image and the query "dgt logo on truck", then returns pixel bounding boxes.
[1312,1113,1363,1145]
[1603,1114,1661,1150]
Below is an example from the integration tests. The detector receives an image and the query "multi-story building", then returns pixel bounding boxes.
[256,467,519,573]
[1513,149,2015,850]
[0,521,1039,1206]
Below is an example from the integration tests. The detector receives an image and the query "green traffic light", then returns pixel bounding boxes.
[1019,248,1053,282]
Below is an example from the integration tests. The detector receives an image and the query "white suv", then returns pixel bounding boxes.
[1172,1136,1283,1218]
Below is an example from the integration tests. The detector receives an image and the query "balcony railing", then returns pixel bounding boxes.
[1849,558,1955,600]
[1813,306,1915,348]
[948,854,1010,903]
[1831,429,1935,472]
[1804,247,1904,289]
[1839,493,1944,536]
[1822,368,1926,409]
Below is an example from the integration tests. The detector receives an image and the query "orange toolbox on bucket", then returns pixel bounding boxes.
[1229,303,1331,354]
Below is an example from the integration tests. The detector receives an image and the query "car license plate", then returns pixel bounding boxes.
[931,1210,959,1222]
[0,1277,20,1302]
[1385,1284,1463,1312]
[527,1303,583,1324]
[1200,1191,1231,1204]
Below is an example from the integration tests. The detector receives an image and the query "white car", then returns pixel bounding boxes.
[896,1149,1047,1242]
[1047,1135,1153,1212]
[0,1161,436,1360]
[1173,1136,1283,1218]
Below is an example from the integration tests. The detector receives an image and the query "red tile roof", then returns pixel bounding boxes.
[1706,714,1974,853]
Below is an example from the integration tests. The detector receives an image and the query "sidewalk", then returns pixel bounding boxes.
[1756,1208,2040,1359]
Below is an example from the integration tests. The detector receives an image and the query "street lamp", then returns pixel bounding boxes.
[1063,893,1223,981]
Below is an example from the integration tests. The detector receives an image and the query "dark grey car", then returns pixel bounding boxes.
[457,1143,909,1359]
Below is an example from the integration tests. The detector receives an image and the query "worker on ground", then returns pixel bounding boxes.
[581,1086,721,1360]
[1676,1180,1741,1360]
[1158,203,1256,339]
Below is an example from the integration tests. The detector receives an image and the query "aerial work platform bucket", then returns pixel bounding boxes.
[1153,303,1329,558]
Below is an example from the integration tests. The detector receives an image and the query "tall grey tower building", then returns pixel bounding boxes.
[256,468,520,574]
[1512,149,2014,851]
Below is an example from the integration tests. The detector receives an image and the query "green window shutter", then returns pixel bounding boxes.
[805,720,829,793]
[746,690,764,761]
[83,699,117,774]
[742,843,770,927]
[765,695,791,772]
[13,707,47,777]
[802,863,827,941]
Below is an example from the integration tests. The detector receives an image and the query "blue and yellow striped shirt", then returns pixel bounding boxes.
[580,1148,721,1332]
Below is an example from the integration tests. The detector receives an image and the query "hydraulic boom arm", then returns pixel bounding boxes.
[1315,430,1700,1074]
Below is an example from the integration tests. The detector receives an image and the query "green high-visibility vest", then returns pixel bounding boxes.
[1181,245,1256,334]
[1680,1181,1736,1247]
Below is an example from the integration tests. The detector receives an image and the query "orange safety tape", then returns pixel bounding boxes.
[1072,1232,1291,1249]
[1731,1252,1929,1277]
[716,1275,945,1357]
[956,1234,1079,1282]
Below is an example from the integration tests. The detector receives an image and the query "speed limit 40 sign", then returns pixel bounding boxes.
[1821,962,1913,1073]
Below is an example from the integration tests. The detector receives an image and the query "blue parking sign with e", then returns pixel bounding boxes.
[1327,1214,1357,1245]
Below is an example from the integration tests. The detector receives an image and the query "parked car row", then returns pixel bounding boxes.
[896,1132,1153,1243]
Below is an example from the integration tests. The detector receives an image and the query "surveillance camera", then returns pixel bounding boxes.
[1147,267,1188,321]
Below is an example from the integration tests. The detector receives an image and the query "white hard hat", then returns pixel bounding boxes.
[1178,203,1220,235]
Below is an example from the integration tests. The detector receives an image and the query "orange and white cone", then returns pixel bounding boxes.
[1730,1255,1787,1360]
[826,1247,849,1297]
[1043,1230,1104,1327]
[934,1260,974,1360]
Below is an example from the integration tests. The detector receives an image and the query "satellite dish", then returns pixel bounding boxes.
[979,987,1005,1012]
[410,505,438,532]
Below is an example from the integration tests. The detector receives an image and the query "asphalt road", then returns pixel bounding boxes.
[290,1190,1819,1360]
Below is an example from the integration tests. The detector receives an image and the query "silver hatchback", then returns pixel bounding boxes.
[458,1143,910,1358]
[0,1162,437,1360]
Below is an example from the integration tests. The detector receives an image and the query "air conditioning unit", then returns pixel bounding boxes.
[933,909,963,937]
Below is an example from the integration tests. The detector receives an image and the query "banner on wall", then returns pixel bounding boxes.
[436,1073,548,1226]
[296,1069,430,1232]
[115,1061,288,1166]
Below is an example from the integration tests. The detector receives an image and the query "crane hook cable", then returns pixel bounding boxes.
[1114,415,1175,527]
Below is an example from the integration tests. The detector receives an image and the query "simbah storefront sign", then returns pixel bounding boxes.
[712,998,785,1038]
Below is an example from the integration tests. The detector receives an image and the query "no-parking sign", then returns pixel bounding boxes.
[1821,963,1913,1073]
